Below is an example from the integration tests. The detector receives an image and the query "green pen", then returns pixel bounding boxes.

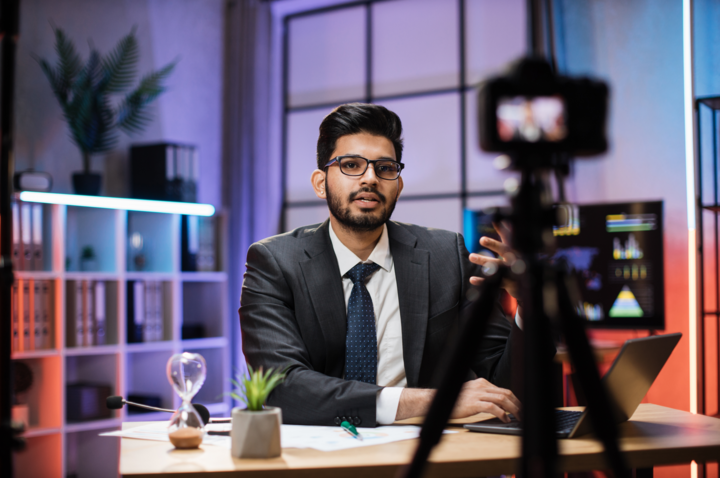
[340,420,363,441]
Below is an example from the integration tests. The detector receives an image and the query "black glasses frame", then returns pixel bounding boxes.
[325,155,405,180]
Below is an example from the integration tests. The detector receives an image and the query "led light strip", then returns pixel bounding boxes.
[683,1,698,476]
[682,0,698,418]
[18,191,215,216]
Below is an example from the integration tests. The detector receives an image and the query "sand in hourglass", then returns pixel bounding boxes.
[169,427,204,448]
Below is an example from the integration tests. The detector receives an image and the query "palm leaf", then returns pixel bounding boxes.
[53,28,82,103]
[67,51,107,152]
[66,54,117,154]
[116,59,177,134]
[36,26,177,154]
[91,96,118,152]
[101,26,139,93]
[37,59,63,104]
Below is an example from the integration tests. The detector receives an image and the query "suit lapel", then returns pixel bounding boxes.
[299,220,347,375]
[388,222,429,388]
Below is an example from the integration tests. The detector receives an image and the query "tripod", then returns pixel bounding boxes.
[397,157,630,478]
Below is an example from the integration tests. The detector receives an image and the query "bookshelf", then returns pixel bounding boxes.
[10,197,230,478]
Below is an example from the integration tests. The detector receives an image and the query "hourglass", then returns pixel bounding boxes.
[166,352,207,449]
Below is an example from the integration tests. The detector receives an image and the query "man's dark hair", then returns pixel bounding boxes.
[316,103,404,170]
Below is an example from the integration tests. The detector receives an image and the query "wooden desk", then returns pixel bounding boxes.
[119,404,720,477]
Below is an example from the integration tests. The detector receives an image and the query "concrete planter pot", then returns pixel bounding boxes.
[231,407,282,458]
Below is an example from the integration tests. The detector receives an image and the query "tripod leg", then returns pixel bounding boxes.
[556,272,630,478]
[397,268,505,478]
[519,261,559,478]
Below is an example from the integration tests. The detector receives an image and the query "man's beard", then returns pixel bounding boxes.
[326,182,397,233]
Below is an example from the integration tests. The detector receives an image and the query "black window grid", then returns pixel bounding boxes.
[280,0,506,232]
[696,95,720,418]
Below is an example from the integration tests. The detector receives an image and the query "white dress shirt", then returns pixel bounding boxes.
[329,222,523,425]
[328,223,405,424]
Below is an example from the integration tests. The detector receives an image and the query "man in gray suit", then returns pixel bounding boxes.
[241,103,524,427]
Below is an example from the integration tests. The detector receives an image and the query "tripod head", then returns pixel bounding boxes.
[478,57,609,162]
[475,57,610,263]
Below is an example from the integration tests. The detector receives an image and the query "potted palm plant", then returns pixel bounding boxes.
[230,365,286,459]
[37,26,176,195]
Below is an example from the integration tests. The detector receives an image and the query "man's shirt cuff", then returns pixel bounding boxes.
[376,387,404,425]
[516,309,523,330]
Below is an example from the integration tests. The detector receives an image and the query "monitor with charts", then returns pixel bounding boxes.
[464,200,664,329]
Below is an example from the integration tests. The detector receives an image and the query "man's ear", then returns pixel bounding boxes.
[311,169,326,199]
[396,176,404,199]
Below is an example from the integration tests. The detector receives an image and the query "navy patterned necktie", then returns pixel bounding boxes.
[345,262,381,384]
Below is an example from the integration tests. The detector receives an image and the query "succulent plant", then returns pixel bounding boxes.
[230,366,287,412]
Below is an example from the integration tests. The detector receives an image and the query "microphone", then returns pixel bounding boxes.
[106,396,230,424]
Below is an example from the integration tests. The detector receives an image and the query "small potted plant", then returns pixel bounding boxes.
[37,26,176,195]
[80,245,97,271]
[229,365,286,459]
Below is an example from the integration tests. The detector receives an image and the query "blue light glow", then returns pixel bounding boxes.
[18,192,215,216]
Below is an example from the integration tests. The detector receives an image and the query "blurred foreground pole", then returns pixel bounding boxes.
[1,0,22,476]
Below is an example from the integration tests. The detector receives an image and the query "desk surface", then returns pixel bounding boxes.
[119,404,720,477]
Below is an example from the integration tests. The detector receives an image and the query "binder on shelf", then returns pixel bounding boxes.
[86,280,95,346]
[180,146,197,202]
[152,281,159,342]
[167,146,183,201]
[94,281,106,346]
[130,143,198,202]
[12,201,20,270]
[197,217,216,272]
[12,283,19,351]
[79,281,87,346]
[66,280,85,347]
[33,281,42,350]
[31,204,43,270]
[41,280,52,349]
[152,282,164,341]
[165,145,174,185]
[127,280,145,343]
[144,281,163,342]
[22,281,31,351]
[143,281,152,342]
[189,148,199,202]
[144,281,155,342]
[156,282,164,341]
[21,202,32,270]
[181,215,199,271]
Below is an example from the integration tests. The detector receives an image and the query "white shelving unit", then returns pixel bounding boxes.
[11,200,230,478]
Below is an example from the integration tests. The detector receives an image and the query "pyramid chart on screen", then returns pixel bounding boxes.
[608,285,644,317]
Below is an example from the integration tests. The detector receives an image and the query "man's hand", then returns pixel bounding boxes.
[451,378,521,422]
[395,378,521,423]
[468,222,520,300]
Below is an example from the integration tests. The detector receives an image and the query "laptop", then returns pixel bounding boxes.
[464,332,682,438]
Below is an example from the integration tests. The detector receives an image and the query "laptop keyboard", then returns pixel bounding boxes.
[554,410,584,434]
[506,410,584,435]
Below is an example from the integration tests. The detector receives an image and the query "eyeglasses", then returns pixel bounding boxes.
[325,155,404,180]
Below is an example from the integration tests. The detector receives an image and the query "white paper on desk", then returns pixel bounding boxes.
[100,422,232,449]
[101,422,455,452]
[281,425,456,452]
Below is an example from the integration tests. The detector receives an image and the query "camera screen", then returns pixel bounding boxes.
[497,96,567,143]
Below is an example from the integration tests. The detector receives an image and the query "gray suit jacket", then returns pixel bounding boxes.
[240,220,521,426]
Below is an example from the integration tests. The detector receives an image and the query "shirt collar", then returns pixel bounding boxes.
[329,221,392,276]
